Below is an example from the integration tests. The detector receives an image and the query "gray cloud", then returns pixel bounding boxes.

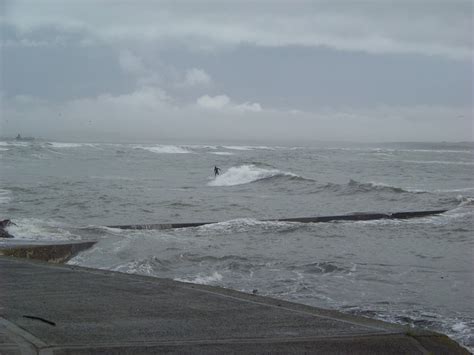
[0,0,472,142]
[3,0,472,59]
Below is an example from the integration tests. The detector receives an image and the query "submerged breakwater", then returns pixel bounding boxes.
[108,209,448,230]
[0,140,473,350]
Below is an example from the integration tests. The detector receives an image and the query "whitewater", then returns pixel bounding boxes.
[0,140,473,350]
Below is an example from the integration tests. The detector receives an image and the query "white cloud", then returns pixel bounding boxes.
[2,88,472,142]
[117,50,165,88]
[197,94,262,112]
[118,53,210,91]
[234,102,262,113]
[196,94,230,109]
[182,68,212,87]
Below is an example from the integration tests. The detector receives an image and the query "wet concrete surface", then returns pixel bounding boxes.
[0,256,468,354]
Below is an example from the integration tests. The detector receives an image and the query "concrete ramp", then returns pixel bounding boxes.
[0,257,467,354]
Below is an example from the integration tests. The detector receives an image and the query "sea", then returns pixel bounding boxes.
[0,139,473,350]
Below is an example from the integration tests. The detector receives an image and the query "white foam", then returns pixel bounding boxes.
[435,187,474,193]
[210,151,234,155]
[0,141,29,147]
[175,271,223,285]
[366,181,422,193]
[197,218,294,234]
[346,180,426,193]
[135,145,191,154]
[5,218,81,241]
[183,144,218,150]
[367,181,393,188]
[208,164,297,186]
[0,189,11,204]
[452,322,468,332]
[48,142,93,148]
[454,195,474,208]
[222,145,274,151]
[402,160,474,166]
[222,146,254,151]
[112,260,155,276]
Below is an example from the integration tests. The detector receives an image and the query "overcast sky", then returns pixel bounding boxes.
[0,0,472,142]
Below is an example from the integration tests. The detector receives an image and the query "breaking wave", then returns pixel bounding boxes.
[222,145,275,151]
[112,256,172,276]
[4,218,82,241]
[455,195,474,207]
[46,142,96,149]
[175,271,223,285]
[134,145,191,154]
[210,151,234,155]
[437,195,474,210]
[320,180,421,195]
[0,141,30,147]
[208,164,303,186]
[195,218,296,234]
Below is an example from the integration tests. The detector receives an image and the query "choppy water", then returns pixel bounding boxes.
[0,139,473,349]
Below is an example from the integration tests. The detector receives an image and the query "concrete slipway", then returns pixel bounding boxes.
[0,255,468,354]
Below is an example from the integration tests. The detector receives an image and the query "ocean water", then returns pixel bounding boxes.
[0,139,473,349]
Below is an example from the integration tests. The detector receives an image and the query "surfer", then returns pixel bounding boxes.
[214,166,221,177]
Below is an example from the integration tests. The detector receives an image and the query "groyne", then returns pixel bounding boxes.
[0,241,96,263]
[108,209,448,230]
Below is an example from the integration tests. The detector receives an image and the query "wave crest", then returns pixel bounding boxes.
[348,179,409,193]
[196,218,295,234]
[134,145,191,154]
[47,142,96,149]
[320,179,419,195]
[175,271,223,285]
[455,195,474,207]
[208,164,302,186]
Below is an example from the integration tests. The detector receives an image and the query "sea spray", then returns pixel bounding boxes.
[208,165,300,186]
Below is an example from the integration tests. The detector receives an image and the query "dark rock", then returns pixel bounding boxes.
[0,241,96,263]
[0,219,15,228]
[0,219,15,238]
